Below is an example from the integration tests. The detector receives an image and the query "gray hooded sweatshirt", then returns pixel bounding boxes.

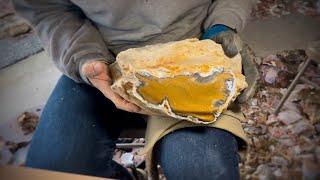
[13,0,255,83]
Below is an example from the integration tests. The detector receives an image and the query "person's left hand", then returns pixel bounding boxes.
[210,31,243,58]
[201,24,243,58]
[236,44,260,103]
[202,25,259,103]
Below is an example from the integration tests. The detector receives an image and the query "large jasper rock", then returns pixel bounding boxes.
[110,38,247,124]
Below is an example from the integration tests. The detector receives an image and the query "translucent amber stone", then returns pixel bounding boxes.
[111,39,247,124]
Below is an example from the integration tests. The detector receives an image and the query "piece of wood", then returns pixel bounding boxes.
[0,165,112,180]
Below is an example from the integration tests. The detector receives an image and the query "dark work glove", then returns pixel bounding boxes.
[237,44,260,103]
[202,24,259,103]
[201,24,242,58]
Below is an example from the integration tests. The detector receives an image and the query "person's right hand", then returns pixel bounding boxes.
[202,24,259,103]
[81,60,142,113]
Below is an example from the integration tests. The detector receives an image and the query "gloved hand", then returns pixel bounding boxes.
[201,24,242,58]
[237,44,259,103]
[202,24,259,103]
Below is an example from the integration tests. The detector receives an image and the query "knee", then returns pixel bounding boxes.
[154,127,240,180]
[25,137,116,175]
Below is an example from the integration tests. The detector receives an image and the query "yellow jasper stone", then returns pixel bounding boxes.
[110,38,247,124]
[136,73,233,121]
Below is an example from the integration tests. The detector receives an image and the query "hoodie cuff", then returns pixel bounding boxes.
[201,24,234,40]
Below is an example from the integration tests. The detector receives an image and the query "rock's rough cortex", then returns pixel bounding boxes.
[110,38,247,124]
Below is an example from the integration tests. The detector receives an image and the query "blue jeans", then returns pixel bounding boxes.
[26,76,239,180]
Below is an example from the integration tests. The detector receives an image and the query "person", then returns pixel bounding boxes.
[13,0,257,179]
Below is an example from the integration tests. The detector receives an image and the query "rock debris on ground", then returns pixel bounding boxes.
[239,50,320,179]
[251,0,320,19]
[0,111,39,165]
[112,49,320,180]
[17,112,39,135]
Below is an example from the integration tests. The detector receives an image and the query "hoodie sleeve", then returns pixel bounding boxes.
[203,0,256,32]
[12,0,115,84]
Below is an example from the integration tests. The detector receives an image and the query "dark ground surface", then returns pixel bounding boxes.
[0,0,43,69]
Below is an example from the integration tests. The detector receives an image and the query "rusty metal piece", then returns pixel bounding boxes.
[274,58,312,115]
[116,143,145,149]
[274,41,320,115]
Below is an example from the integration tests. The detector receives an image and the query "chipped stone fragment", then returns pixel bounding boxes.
[253,164,275,180]
[302,159,320,180]
[289,120,315,136]
[277,109,302,125]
